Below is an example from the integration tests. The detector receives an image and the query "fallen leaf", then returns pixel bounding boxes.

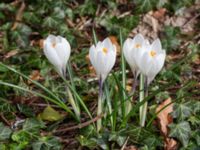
[11,2,26,30]
[152,8,167,20]
[156,98,177,150]
[28,70,42,84]
[124,145,138,150]
[39,39,44,49]
[38,105,64,121]
[4,50,18,59]
[109,36,120,55]
[156,98,173,136]
[164,138,177,150]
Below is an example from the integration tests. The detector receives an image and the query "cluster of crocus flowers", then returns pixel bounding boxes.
[123,34,166,126]
[43,33,165,130]
[123,34,166,86]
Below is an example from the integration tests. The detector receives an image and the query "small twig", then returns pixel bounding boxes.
[183,13,200,27]
[0,113,10,126]
[121,136,129,150]
[30,103,61,108]
[53,114,103,133]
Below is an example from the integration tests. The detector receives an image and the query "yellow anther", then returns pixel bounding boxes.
[103,48,108,54]
[150,50,156,57]
[135,43,141,48]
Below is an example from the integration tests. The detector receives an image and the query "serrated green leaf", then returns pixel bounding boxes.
[109,132,126,146]
[169,121,191,147]
[0,123,12,141]
[11,130,30,144]
[144,135,163,148]
[193,101,200,114]
[17,104,35,117]
[43,17,58,28]
[23,118,45,132]
[172,102,192,121]
[77,135,97,149]
[32,136,62,150]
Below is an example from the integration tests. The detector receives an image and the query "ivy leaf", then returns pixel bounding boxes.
[43,16,58,28]
[162,26,181,51]
[32,136,62,150]
[109,132,126,146]
[23,118,45,133]
[77,136,97,149]
[192,101,200,114]
[143,135,163,148]
[135,0,157,12]
[172,102,192,121]
[169,121,191,147]
[0,123,12,141]
[17,104,35,117]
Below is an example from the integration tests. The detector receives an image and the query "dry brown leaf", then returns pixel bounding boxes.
[4,50,18,59]
[28,70,42,84]
[124,146,138,150]
[164,138,178,150]
[39,39,44,49]
[109,36,120,55]
[152,8,167,20]
[11,2,26,30]
[156,98,173,136]
[156,98,177,150]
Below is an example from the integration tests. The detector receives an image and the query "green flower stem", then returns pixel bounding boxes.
[139,73,145,127]
[119,29,127,118]
[66,86,80,121]
[97,77,103,133]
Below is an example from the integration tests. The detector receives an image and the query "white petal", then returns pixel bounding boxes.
[102,38,113,51]
[151,39,162,53]
[43,42,63,76]
[89,45,97,71]
[123,38,138,74]
[137,51,152,76]
[146,50,166,84]
[55,36,71,73]
[106,50,116,75]
[96,50,106,78]
[45,34,56,43]
[133,34,145,46]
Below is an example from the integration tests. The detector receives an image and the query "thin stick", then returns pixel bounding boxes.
[53,114,103,133]
[121,136,129,150]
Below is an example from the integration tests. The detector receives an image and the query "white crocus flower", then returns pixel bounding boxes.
[43,35,71,77]
[135,39,166,85]
[89,38,117,83]
[123,34,145,77]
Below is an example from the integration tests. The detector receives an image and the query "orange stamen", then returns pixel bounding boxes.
[135,43,141,48]
[103,48,108,54]
[150,50,156,57]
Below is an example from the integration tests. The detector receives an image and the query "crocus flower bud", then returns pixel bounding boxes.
[89,38,116,83]
[135,39,166,84]
[43,35,71,77]
[123,34,145,77]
